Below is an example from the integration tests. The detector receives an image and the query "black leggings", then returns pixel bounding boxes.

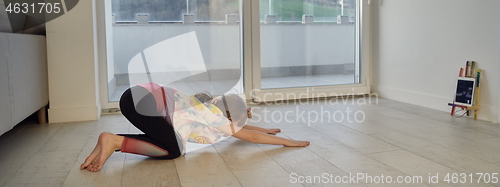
[118,86,181,159]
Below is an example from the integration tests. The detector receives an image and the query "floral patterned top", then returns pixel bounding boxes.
[138,83,232,155]
[171,88,232,147]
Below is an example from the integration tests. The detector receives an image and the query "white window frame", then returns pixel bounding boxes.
[97,0,120,110]
[244,0,371,102]
[98,0,372,108]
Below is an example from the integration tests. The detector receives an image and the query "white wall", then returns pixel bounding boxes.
[372,0,500,123]
[46,0,101,123]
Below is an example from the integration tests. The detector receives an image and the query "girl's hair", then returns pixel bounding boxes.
[213,94,248,129]
[194,91,213,104]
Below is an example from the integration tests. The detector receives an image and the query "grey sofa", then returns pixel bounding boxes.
[0,2,48,136]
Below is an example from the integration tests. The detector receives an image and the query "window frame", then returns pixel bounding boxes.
[245,0,371,102]
[98,0,372,108]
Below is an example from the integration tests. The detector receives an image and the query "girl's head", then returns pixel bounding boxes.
[194,92,248,128]
[214,94,248,126]
[212,94,248,128]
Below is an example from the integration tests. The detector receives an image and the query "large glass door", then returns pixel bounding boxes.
[249,0,369,102]
[102,0,244,108]
[99,0,369,107]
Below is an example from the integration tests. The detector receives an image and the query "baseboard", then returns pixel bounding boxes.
[48,105,101,123]
[373,86,497,123]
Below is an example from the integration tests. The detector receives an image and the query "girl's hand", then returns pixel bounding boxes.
[266,128,281,135]
[284,139,310,147]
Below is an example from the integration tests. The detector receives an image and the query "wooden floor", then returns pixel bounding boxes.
[1,98,499,187]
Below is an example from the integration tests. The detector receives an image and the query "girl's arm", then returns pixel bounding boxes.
[216,125,309,147]
[243,125,281,135]
[234,128,309,147]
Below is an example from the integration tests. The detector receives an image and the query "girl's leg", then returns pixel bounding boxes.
[118,134,169,157]
[81,86,180,172]
[118,86,181,159]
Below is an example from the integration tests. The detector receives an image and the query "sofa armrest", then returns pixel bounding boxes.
[0,34,13,134]
[5,33,48,126]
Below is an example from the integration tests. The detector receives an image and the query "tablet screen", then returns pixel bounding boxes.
[455,78,475,106]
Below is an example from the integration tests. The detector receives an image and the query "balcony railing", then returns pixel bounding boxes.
[107,14,357,101]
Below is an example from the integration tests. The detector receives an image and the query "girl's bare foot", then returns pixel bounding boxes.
[266,128,281,135]
[284,139,310,147]
[247,108,252,118]
[80,132,124,172]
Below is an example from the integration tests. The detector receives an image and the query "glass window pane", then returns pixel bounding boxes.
[194,0,240,22]
[260,0,359,89]
[260,0,355,22]
[112,0,240,22]
[112,0,186,22]
[107,0,243,102]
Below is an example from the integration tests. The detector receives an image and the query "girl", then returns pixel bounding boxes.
[81,82,309,172]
